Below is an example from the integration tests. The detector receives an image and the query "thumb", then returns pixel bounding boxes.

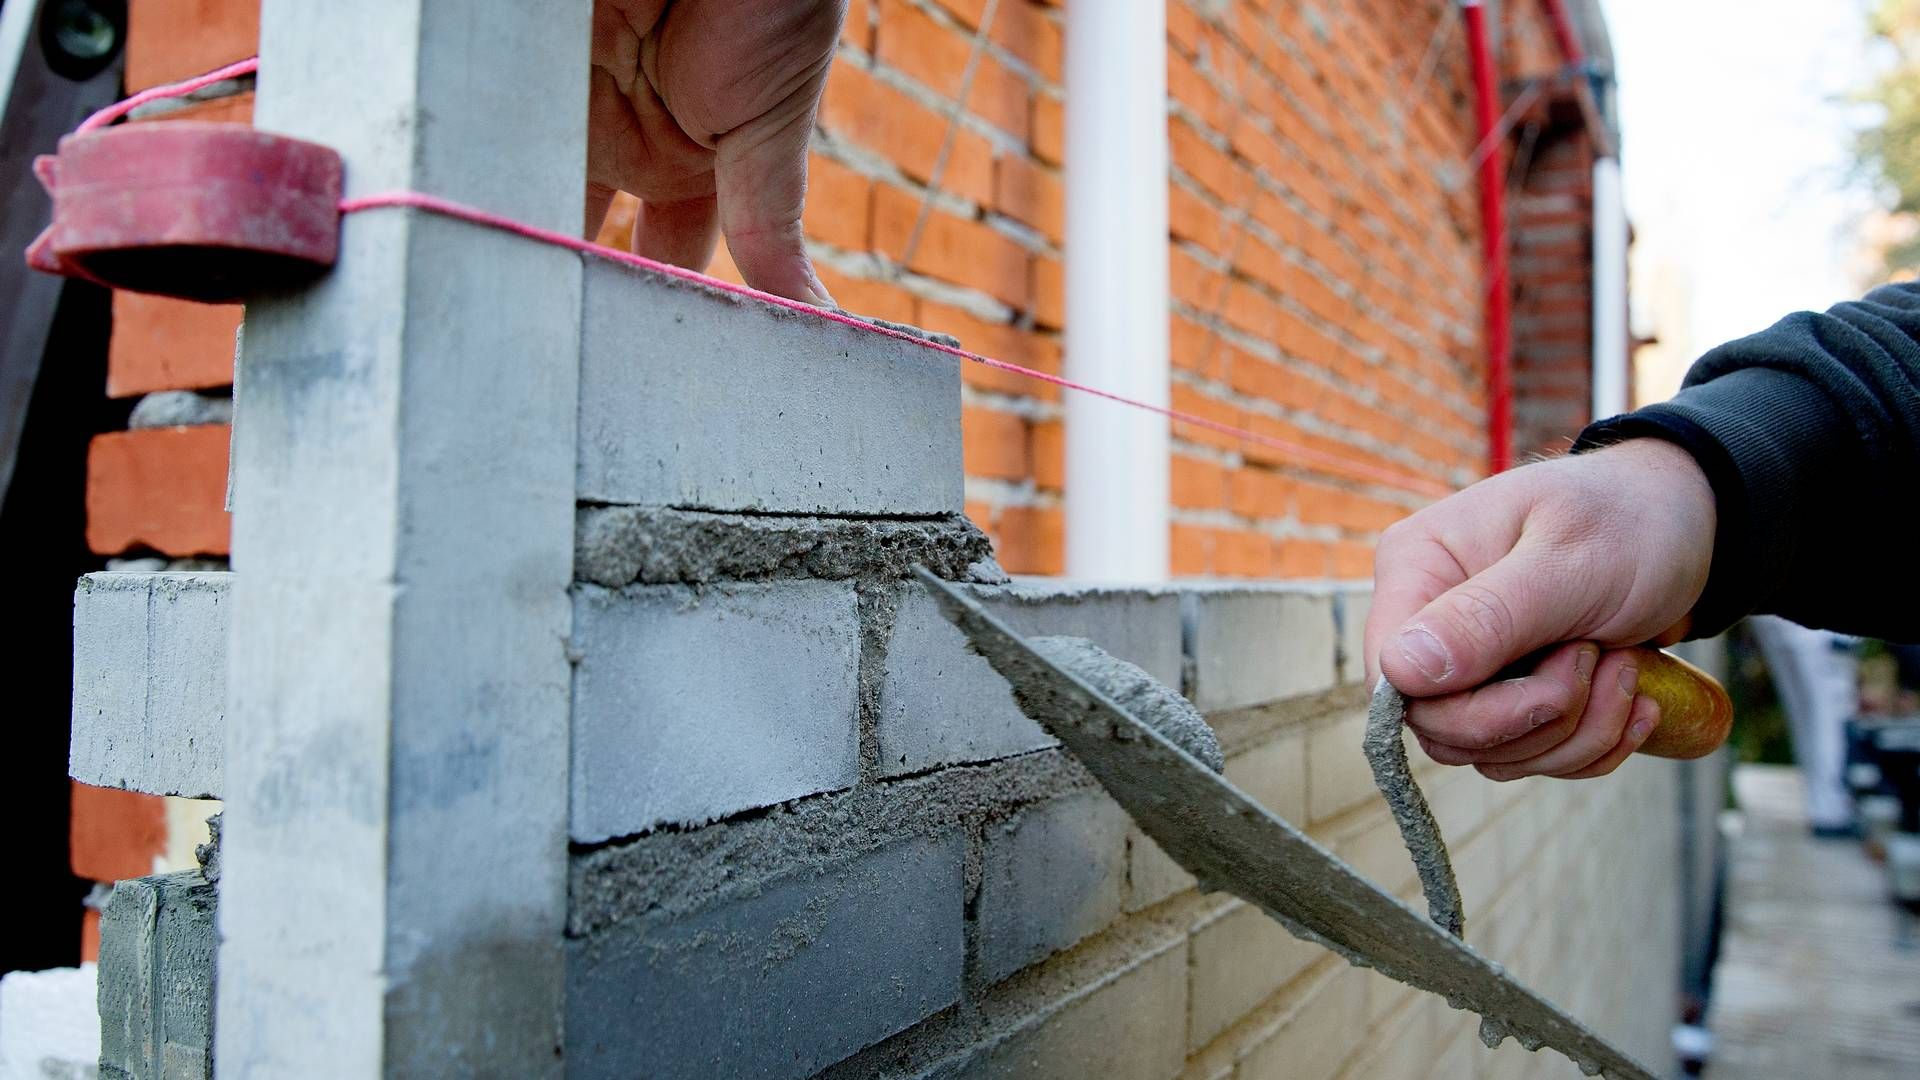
[1378,542,1577,698]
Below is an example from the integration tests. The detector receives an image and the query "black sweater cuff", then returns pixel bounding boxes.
[1572,366,1854,639]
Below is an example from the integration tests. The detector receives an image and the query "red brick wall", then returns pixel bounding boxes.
[1511,111,1597,458]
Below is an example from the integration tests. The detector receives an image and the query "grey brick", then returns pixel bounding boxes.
[570,581,861,841]
[976,792,1130,985]
[878,581,1183,776]
[577,258,963,515]
[1181,587,1337,712]
[566,834,965,1080]
[98,871,216,1080]
[935,934,1188,1080]
[71,572,230,799]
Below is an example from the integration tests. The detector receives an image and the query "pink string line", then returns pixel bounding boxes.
[85,57,1457,500]
[76,56,261,134]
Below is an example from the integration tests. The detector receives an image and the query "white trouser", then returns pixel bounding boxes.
[1747,616,1857,829]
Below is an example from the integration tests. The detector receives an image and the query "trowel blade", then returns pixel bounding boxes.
[913,568,1652,1080]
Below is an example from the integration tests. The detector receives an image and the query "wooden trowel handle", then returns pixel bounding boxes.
[1626,647,1733,760]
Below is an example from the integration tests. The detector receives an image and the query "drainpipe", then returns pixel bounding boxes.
[1591,156,1629,418]
[1063,0,1170,582]
[1461,0,1512,474]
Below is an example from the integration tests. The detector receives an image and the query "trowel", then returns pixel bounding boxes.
[914,567,1731,1080]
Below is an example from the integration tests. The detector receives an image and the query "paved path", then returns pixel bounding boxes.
[1708,765,1920,1079]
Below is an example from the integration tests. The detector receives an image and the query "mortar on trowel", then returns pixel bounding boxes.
[913,567,1731,1080]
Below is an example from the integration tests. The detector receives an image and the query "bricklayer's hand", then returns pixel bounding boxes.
[1362,439,1716,780]
[589,0,843,306]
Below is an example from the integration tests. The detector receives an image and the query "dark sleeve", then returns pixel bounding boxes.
[1572,282,1920,643]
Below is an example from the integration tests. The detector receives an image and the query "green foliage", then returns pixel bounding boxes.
[1860,0,1920,270]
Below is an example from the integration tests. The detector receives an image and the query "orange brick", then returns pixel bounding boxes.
[995,155,1064,243]
[125,0,259,92]
[804,153,873,251]
[965,498,998,542]
[1033,93,1064,165]
[1294,481,1407,531]
[1031,419,1064,490]
[874,184,1031,309]
[815,266,917,325]
[1213,528,1274,577]
[1171,315,1227,380]
[1170,116,1244,204]
[82,909,101,964]
[930,0,1063,80]
[1331,539,1374,579]
[1274,539,1332,578]
[917,300,1061,400]
[70,782,166,882]
[821,63,994,203]
[1170,184,1229,257]
[962,405,1030,480]
[996,505,1064,574]
[1171,523,1210,576]
[875,0,1029,140]
[844,0,875,49]
[593,191,642,251]
[1229,467,1294,519]
[108,293,241,397]
[1170,384,1244,452]
[86,426,231,556]
[1171,454,1228,510]
[1032,255,1064,328]
[1167,0,1206,55]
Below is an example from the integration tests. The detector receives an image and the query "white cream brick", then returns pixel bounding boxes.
[1125,830,1196,913]
[1233,964,1366,1080]
[1187,901,1323,1051]
[1223,730,1307,825]
[1305,709,1375,823]
[946,937,1189,1080]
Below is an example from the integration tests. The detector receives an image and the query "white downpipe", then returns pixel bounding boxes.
[1591,156,1630,419]
[1064,0,1171,582]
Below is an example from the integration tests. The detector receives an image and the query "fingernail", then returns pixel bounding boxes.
[1616,664,1639,696]
[1576,645,1599,684]
[1396,627,1452,682]
[1630,712,1657,742]
[1526,704,1559,730]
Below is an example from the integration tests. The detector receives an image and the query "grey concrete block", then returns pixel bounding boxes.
[570,581,861,841]
[976,792,1130,985]
[1181,586,1337,712]
[71,572,230,799]
[577,258,963,515]
[566,834,965,1080]
[97,871,216,1080]
[933,935,1188,1080]
[878,581,1184,776]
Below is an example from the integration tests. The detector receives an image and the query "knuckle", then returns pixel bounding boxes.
[1443,582,1517,655]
